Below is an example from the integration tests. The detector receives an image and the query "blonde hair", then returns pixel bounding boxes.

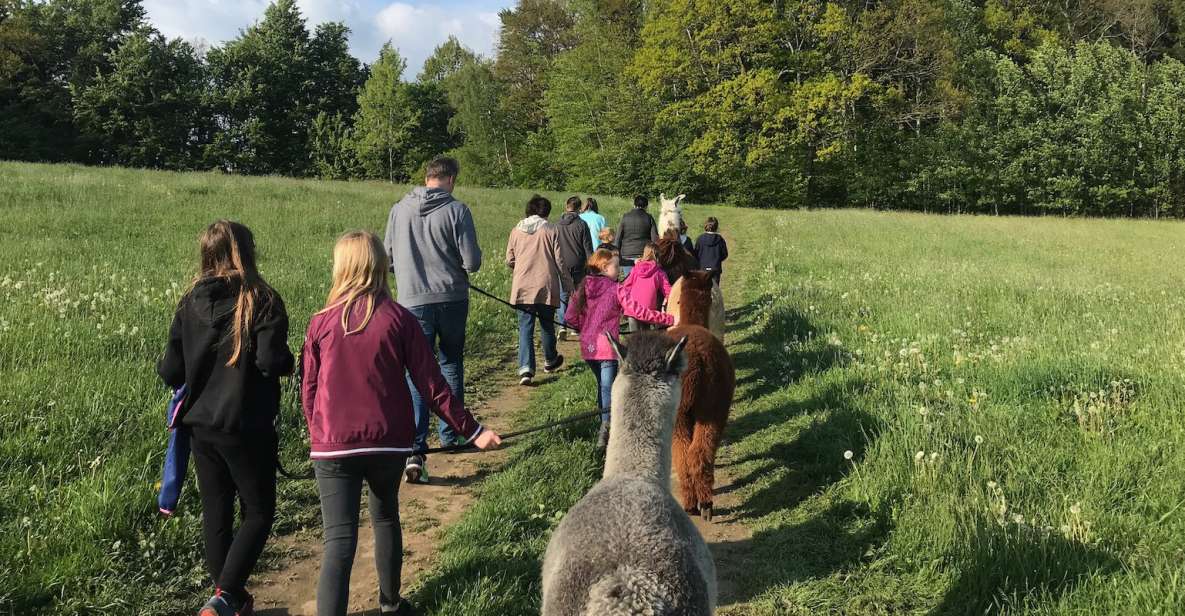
[638,242,658,263]
[319,231,391,335]
[599,227,614,242]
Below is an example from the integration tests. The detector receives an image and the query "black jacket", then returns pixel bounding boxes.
[695,232,729,272]
[555,212,594,284]
[618,208,658,260]
[157,278,295,441]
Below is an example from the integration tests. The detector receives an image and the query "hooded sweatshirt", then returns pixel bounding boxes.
[506,216,572,307]
[695,232,729,272]
[621,260,672,312]
[384,187,482,307]
[556,212,594,286]
[301,295,482,458]
[564,275,674,360]
[157,278,295,442]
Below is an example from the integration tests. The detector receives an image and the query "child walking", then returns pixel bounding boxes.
[621,242,672,333]
[301,231,502,616]
[564,248,674,448]
[695,217,729,285]
[157,220,295,616]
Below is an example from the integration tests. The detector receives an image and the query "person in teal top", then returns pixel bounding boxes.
[579,197,607,249]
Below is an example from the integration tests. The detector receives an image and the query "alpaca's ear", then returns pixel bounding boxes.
[675,194,686,205]
[660,192,668,202]
[607,333,627,362]
[665,336,688,374]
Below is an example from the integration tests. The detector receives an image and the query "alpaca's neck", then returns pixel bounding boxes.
[680,298,711,328]
[603,416,672,483]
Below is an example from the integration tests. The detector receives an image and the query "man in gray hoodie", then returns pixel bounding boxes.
[384,156,482,483]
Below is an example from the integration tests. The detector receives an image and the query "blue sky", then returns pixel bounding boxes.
[142,0,515,76]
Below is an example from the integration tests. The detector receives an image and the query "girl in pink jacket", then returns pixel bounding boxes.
[564,248,674,448]
[620,242,672,333]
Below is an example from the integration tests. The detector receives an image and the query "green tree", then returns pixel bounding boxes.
[443,56,516,186]
[419,35,478,83]
[352,43,415,182]
[72,30,208,169]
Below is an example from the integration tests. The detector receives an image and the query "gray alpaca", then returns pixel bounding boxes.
[542,332,717,615]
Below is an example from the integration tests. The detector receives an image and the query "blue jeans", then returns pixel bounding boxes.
[517,304,558,375]
[404,300,467,450]
[586,359,618,423]
[558,288,570,328]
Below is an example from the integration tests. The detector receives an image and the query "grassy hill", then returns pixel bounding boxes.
[2,162,1184,614]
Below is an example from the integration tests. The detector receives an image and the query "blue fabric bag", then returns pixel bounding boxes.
[158,385,189,516]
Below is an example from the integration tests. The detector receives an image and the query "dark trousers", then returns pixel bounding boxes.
[314,454,406,616]
[404,300,468,450]
[191,434,277,599]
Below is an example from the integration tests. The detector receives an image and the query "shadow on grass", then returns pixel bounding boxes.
[728,303,849,404]
[723,383,880,522]
[929,523,1120,616]
[713,499,891,604]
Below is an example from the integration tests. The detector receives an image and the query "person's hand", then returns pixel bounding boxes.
[473,429,503,450]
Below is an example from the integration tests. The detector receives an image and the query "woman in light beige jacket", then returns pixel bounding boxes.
[506,195,573,385]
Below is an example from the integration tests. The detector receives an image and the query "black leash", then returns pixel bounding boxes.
[414,409,602,455]
[469,284,580,334]
[279,409,602,480]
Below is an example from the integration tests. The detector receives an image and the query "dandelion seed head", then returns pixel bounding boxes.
[975,435,984,445]
[843,450,854,460]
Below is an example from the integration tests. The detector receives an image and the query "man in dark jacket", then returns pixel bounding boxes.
[384,156,481,483]
[695,216,729,285]
[555,196,593,338]
[618,194,659,276]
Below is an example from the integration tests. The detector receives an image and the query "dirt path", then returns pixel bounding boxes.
[251,370,537,616]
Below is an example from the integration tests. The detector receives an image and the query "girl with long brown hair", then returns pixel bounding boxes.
[158,220,295,616]
[300,231,501,616]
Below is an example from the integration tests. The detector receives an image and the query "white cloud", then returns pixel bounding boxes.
[141,0,507,78]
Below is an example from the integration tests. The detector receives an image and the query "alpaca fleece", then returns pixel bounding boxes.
[667,271,735,518]
[542,332,716,615]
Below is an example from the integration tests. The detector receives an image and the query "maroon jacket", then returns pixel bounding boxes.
[301,294,482,458]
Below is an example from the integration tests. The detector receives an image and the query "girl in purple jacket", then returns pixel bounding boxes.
[301,231,501,616]
[563,248,674,448]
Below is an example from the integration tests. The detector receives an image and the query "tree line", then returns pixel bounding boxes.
[5,0,1185,217]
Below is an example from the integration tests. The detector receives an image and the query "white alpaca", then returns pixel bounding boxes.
[657,193,686,238]
[541,333,716,616]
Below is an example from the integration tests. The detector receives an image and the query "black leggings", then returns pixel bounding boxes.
[190,434,277,599]
[314,454,406,616]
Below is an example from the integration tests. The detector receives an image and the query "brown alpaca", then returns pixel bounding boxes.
[666,271,735,521]
[657,237,726,340]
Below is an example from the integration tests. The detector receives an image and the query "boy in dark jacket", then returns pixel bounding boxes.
[555,196,594,338]
[695,217,729,285]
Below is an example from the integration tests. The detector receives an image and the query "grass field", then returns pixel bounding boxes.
[3,162,1185,614]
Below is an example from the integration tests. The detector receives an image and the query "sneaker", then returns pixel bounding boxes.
[403,455,430,484]
[558,328,569,342]
[519,369,534,386]
[596,423,610,450]
[200,589,252,616]
[381,598,417,616]
[543,355,564,373]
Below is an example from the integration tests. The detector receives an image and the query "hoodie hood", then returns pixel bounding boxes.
[631,261,663,278]
[699,232,724,247]
[403,186,457,216]
[516,215,548,234]
[582,274,617,301]
[189,277,240,326]
[559,212,583,226]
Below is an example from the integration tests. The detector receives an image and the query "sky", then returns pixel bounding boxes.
[142,0,514,77]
